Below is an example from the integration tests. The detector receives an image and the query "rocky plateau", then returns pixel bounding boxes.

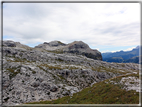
[1,40,140,105]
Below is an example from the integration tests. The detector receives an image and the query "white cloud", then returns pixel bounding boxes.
[3,3,140,49]
[123,47,136,51]
[111,50,122,53]
[102,50,110,53]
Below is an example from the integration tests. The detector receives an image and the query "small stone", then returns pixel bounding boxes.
[50,85,58,92]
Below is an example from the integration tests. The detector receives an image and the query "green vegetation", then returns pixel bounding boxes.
[32,70,36,74]
[91,66,130,75]
[6,67,21,79]
[38,64,62,70]
[27,74,139,104]
[6,55,33,63]
[46,50,64,54]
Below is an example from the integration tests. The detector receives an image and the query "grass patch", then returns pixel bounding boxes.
[38,63,81,71]
[32,70,36,74]
[91,66,132,75]
[46,50,64,54]
[6,67,21,79]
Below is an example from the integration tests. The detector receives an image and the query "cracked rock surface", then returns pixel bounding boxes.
[1,40,140,105]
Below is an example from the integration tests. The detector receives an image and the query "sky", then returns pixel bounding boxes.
[3,3,140,53]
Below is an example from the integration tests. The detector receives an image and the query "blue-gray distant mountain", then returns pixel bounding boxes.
[102,46,141,64]
[124,56,140,63]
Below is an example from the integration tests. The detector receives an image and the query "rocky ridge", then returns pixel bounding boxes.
[1,40,140,105]
[35,40,102,60]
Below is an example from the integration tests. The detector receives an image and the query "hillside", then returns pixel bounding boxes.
[102,46,140,64]
[124,56,140,63]
[1,40,140,106]
[27,73,139,104]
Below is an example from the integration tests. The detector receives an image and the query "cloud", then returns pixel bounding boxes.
[3,3,140,50]
[123,47,136,51]
[102,50,110,53]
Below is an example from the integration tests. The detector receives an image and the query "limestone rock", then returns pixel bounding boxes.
[35,40,102,61]
[2,40,31,49]
[2,40,16,47]
[48,41,66,47]
[2,40,139,105]
[50,85,58,92]
[35,40,66,51]
[62,41,102,60]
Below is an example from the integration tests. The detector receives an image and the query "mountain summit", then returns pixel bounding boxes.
[35,41,102,61]
[43,40,66,47]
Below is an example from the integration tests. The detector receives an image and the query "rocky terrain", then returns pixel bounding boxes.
[27,73,140,104]
[1,40,140,105]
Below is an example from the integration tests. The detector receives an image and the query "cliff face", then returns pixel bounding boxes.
[1,40,139,105]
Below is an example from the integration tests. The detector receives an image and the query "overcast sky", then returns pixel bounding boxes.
[3,3,140,53]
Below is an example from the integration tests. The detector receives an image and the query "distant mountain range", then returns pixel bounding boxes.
[102,46,141,64]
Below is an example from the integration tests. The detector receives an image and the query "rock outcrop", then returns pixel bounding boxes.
[62,41,102,60]
[2,40,31,49]
[1,40,139,106]
[35,41,102,60]
[35,40,66,51]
